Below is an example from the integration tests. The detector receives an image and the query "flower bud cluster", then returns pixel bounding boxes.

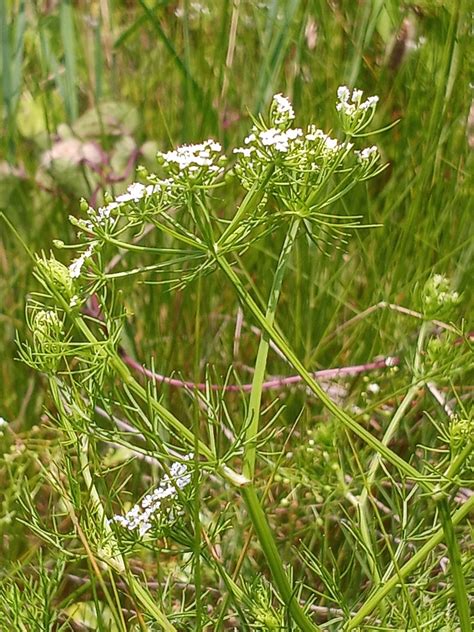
[30,309,65,374]
[422,274,461,319]
[111,455,193,537]
[449,416,474,454]
[36,256,75,300]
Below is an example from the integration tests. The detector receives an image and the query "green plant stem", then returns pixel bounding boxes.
[436,497,472,632]
[218,165,274,248]
[243,218,300,480]
[433,441,473,502]
[216,255,434,493]
[345,494,474,630]
[193,274,203,631]
[357,321,430,586]
[238,219,317,629]
[127,577,179,632]
[54,301,248,487]
[242,485,320,632]
[223,218,317,630]
[49,385,177,630]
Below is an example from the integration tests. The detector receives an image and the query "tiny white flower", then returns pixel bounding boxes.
[323,137,339,152]
[367,382,380,394]
[92,201,119,225]
[337,85,350,103]
[271,93,295,126]
[68,243,95,279]
[359,95,379,111]
[285,128,303,140]
[336,101,356,116]
[233,147,255,157]
[116,182,147,203]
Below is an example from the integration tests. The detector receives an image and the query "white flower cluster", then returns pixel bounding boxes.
[233,105,348,194]
[157,139,225,183]
[111,455,193,537]
[355,145,379,163]
[115,182,160,203]
[69,243,96,279]
[336,85,379,135]
[336,85,379,116]
[270,93,295,128]
[71,179,173,246]
[235,125,344,159]
[237,127,303,155]
[305,125,348,153]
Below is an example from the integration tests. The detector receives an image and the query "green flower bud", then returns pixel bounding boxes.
[136,165,148,179]
[36,256,74,299]
[31,309,65,374]
[450,416,474,453]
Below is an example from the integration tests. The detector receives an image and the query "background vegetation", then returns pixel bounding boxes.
[0,1,472,630]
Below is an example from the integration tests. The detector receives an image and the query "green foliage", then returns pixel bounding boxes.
[0,1,472,630]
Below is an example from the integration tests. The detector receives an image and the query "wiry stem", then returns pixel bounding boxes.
[356,321,430,587]
[123,346,398,392]
[242,485,320,632]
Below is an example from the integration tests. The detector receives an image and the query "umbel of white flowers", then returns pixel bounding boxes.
[64,86,382,282]
[110,455,193,537]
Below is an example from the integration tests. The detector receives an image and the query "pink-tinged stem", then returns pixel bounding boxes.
[121,353,399,393]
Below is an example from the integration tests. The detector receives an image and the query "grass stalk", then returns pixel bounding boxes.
[436,497,472,632]
[243,218,300,479]
[242,485,320,631]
